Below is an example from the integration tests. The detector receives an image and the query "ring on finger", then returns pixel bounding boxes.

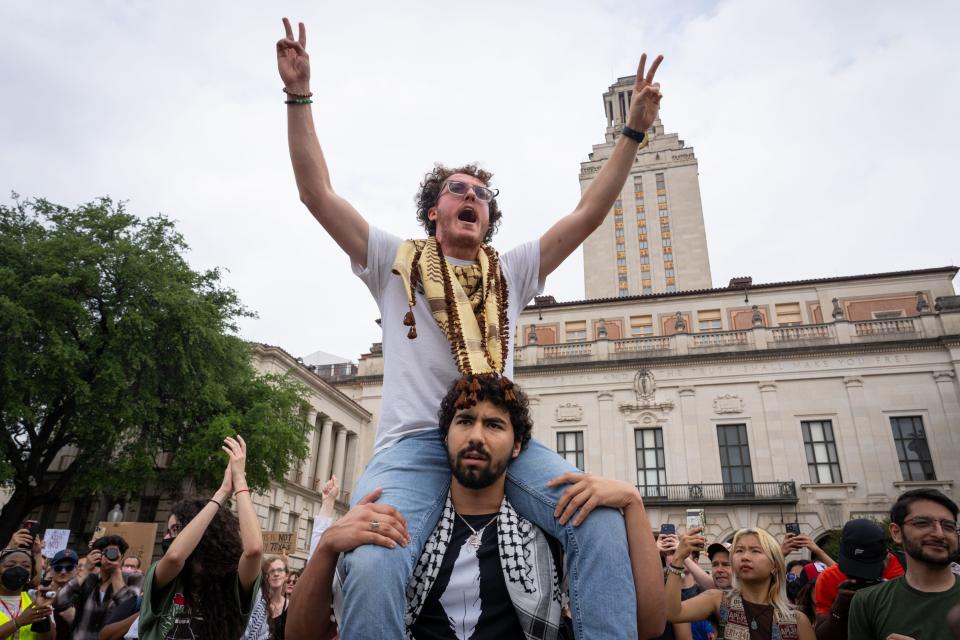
[370,519,381,531]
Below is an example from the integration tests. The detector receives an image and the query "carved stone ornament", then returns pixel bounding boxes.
[831,298,844,320]
[634,368,656,402]
[916,291,931,314]
[751,305,764,327]
[555,402,583,423]
[712,394,744,414]
[674,311,687,333]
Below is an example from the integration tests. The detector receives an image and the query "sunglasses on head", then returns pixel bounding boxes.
[440,180,498,203]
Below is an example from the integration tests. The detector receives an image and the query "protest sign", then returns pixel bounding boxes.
[93,522,159,563]
[262,531,296,554]
[42,529,71,558]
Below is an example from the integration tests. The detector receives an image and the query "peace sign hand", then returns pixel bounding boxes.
[277,17,310,95]
[627,53,664,133]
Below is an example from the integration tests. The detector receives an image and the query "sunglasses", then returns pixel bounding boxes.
[52,564,76,573]
[440,180,498,203]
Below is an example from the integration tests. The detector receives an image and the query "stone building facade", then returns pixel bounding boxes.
[336,267,960,545]
[581,75,712,298]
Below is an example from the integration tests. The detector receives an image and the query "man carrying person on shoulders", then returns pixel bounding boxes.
[288,374,666,639]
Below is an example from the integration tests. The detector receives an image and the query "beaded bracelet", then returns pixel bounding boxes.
[285,98,313,105]
[283,87,313,99]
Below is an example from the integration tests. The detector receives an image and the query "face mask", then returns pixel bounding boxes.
[161,537,173,554]
[1,566,30,592]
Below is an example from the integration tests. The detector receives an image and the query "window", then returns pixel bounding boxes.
[566,321,587,341]
[635,429,666,498]
[643,287,653,295]
[775,302,802,326]
[640,255,650,264]
[638,241,648,249]
[801,420,842,483]
[615,227,624,237]
[630,315,654,337]
[288,512,300,549]
[557,431,585,470]
[666,284,676,292]
[617,257,626,266]
[718,424,754,496]
[657,195,668,203]
[891,416,936,480]
[138,496,160,523]
[662,238,672,246]
[267,507,280,531]
[664,268,675,277]
[698,309,721,332]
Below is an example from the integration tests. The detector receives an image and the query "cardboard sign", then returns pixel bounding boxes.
[93,522,159,563]
[262,531,296,554]
[42,529,71,559]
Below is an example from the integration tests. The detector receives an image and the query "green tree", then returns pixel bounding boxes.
[0,196,310,543]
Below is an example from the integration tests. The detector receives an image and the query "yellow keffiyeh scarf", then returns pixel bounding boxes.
[391,238,509,375]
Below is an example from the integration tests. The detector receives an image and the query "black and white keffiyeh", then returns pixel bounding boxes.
[404,493,563,640]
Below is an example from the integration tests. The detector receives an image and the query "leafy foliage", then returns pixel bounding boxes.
[0,196,309,541]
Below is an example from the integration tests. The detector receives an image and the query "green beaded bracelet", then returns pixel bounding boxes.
[285,98,313,105]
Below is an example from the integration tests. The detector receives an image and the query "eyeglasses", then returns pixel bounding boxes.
[440,180,498,203]
[903,517,958,534]
[52,565,76,573]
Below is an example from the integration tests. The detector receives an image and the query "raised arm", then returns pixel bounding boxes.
[538,53,663,281]
[152,440,236,590]
[664,526,722,623]
[223,435,264,595]
[287,488,409,640]
[278,17,369,266]
[548,473,666,638]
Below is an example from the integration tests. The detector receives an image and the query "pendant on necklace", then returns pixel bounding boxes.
[750,619,758,631]
[468,533,481,549]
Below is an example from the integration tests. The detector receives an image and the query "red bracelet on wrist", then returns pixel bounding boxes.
[234,488,250,495]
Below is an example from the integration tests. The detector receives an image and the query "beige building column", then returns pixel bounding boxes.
[597,391,617,477]
[332,427,348,484]
[315,418,334,486]
[678,388,701,483]
[843,377,885,496]
[754,383,779,482]
[932,371,960,468]
[302,410,319,486]
[343,433,359,495]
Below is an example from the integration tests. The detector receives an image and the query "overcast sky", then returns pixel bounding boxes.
[2,1,958,362]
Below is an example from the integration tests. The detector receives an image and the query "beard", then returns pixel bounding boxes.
[902,530,957,567]
[449,443,510,489]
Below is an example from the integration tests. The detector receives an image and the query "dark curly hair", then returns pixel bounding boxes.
[92,534,129,554]
[170,498,245,640]
[415,163,503,243]
[437,374,532,449]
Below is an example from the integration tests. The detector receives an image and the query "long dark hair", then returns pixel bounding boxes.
[171,498,245,640]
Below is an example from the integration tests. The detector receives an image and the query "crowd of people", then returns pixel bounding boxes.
[4,14,960,640]
[3,377,958,639]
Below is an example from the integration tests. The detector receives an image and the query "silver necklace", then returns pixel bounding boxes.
[455,511,498,550]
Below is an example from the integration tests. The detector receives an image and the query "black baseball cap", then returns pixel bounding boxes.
[838,519,886,580]
[707,542,730,560]
[52,549,79,566]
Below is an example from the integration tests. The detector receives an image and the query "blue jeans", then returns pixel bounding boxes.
[338,430,637,639]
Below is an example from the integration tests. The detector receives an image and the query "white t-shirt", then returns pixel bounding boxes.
[354,226,543,452]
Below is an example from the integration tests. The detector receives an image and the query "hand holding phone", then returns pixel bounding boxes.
[785,522,801,536]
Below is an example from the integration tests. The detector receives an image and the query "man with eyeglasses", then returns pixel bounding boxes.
[54,535,137,640]
[276,16,664,640]
[848,489,960,640]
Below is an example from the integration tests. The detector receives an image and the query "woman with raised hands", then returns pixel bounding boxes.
[139,436,264,640]
[665,527,815,640]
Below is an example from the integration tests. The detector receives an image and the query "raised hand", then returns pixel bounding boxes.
[546,472,642,527]
[627,53,664,133]
[321,474,340,502]
[277,17,310,94]
[223,435,248,486]
[675,527,706,562]
[319,488,410,554]
[218,454,234,495]
[16,602,52,628]
[657,533,679,557]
